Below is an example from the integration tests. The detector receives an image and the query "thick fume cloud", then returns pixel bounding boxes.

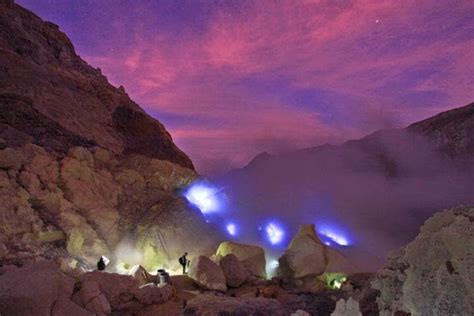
[215,128,474,270]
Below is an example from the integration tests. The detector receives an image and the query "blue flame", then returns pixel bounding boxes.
[265,222,285,245]
[317,225,351,246]
[226,223,237,236]
[183,182,222,214]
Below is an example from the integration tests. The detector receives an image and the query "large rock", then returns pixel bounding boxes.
[72,280,111,315]
[215,241,267,278]
[0,260,79,316]
[52,296,95,316]
[129,265,154,286]
[219,253,251,288]
[78,271,139,308]
[182,294,285,315]
[188,256,227,292]
[135,283,174,305]
[372,206,474,316]
[278,224,327,279]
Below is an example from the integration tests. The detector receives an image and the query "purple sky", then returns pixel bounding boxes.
[18,0,474,175]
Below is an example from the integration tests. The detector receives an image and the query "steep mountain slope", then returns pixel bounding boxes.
[217,102,474,270]
[0,0,192,169]
[0,0,221,271]
[408,102,474,157]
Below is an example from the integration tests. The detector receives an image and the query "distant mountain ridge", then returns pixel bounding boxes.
[0,0,193,169]
[244,102,474,171]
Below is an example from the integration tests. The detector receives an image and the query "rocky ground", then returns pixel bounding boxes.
[2,206,472,315]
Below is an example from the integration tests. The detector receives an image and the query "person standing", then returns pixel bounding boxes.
[179,252,189,274]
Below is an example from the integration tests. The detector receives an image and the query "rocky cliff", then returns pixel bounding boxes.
[0,0,221,272]
[372,205,474,315]
[0,0,192,169]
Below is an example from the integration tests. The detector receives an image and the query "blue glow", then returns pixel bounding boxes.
[226,223,237,236]
[184,182,221,214]
[265,222,285,245]
[318,227,350,246]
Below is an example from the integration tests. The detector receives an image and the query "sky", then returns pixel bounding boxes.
[18,0,474,175]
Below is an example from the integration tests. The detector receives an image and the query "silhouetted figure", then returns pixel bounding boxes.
[97,257,106,271]
[179,252,189,274]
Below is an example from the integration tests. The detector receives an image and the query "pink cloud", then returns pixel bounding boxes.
[80,0,474,174]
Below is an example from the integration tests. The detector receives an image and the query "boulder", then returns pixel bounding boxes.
[219,253,251,288]
[216,241,267,278]
[0,261,76,316]
[278,224,327,279]
[188,255,227,292]
[182,294,285,315]
[373,206,474,316]
[52,296,95,316]
[84,294,111,316]
[135,283,174,305]
[72,280,111,315]
[78,271,139,308]
[331,297,362,316]
[129,265,154,286]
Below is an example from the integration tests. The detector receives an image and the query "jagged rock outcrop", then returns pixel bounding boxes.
[372,206,474,315]
[188,256,227,292]
[215,241,267,278]
[408,102,474,157]
[0,143,221,270]
[0,0,193,168]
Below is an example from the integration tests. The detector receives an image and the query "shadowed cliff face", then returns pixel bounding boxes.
[0,1,224,271]
[0,0,193,169]
[217,102,474,271]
